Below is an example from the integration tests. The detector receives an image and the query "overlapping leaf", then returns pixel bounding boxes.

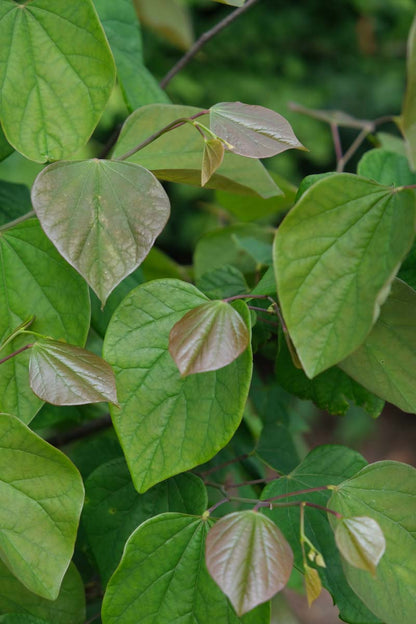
[334,517,385,576]
[29,339,118,406]
[0,220,90,423]
[206,511,293,615]
[101,513,269,624]
[329,461,416,624]
[340,279,416,413]
[169,300,250,376]
[0,180,31,226]
[32,159,170,304]
[274,174,416,377]
[202,138,225,186]
[0,561,85,624]
[133,0,194,50]
[113,104,281,197]
[0,414,84,599]
[358,149,416,186]
[0,0,115,162]
[83,459,207,585]
[210,102,305,158]
[103,279,252,492]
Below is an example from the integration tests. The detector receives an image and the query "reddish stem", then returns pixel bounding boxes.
[0,343,33,365]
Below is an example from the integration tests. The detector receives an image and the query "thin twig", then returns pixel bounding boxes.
[336,125,372,172]
[0,343,33,366]
[160,0,261,89]
[0,210,35,232]
[330,122,343,163]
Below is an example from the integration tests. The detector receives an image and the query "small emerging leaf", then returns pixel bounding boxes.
[169,300,249,376]
[29,340,118,406]
[205,510,293,616]
[304,564,322,606]
[210,102,305,158]
[202,138,225,186]
[334,517,386,576]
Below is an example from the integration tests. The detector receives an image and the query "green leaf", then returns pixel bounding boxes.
[276,338,384,417]
[133,0,194,50]
[169,300,250,376]
[334,517,385,576]
[256,421,300,474]
[206,511,293,615]
[103,279,252,492]
[32,159,170,304]
[29,339,118,406]
[202,138,225,186]
[113,104,281,198]
[194,224,274,281]
[340,279,416,413]
[196,265,249,299]
[0,181,31,226]
[210,102,305,158]
[399,15,416,170]
[398,239,416,289]
[329,461,416,624]
[0,0,115,162]
[0,219,90,424]
[304,564,322,606]
[250,266,276,296]
[83,459,207,585]
[0,561,85,624]
[93,0,168,110]
[274,174,416,377]
[261,446,381,624]
[214,0,245,7]
[0,126,13,162]
[0,615,50,624]
[101,513,269,624]
[358,149,416,185]
[216,172,295,223]
[0,413,84,599]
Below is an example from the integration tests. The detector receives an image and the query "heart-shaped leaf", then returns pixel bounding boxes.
[113,104,281,197]
[328,461,416,624]
[202,138,225,186]
[206,511,293,615]
[103,279,252,492]
[29,339,118,406]
[0,0,115,162]
[274,174,416,377]
[358,149,416,186]
[0,413,84,600]
[32,159,170,305]
[0,219,90,424]
[169,300,250,376]
[334,517,385,576]
[340,279,416,414]
[209,102,305,158]
[101,513,269,623]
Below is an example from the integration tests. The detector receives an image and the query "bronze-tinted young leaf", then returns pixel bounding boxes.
[399,15,416,170]
[202,138,225,186]
[205,511,293,616]
[304,564,322,606]
[31,159,170,304]
[29,339,118,406]
[334,517,385,576]
[210,102,305,158]
[169,300,249,376]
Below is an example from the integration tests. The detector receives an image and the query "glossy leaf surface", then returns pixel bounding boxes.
[0,561,85,624]
[400,14,416,169]
[113,104,281,197]
[83,459,207,585]
[202,138,225,186]
[0,414,84,599]
[101,513,269,624]
[329,461,416,624]
[32,159,170,304]
[29,339,117,406]
[169,300,249,376]
[206,511,293,615]
[94,0,168,110]
[334,517,385,576]
[210,102,304,158]
[274,174,416,377]
[0,0,115,162]
[340,279,416,413]
[103,279,252,492]
[0,220,90,423]
[261,446,380,624]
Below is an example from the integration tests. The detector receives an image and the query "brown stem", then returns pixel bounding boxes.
[331,122,343,163]
[160,0,261,89]
[0,343,33,365]
[336,126,372,172]
[263,485,331,504]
